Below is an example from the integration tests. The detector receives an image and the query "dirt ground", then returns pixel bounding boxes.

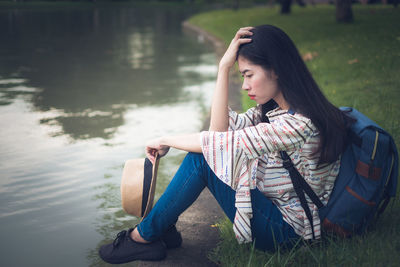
[137,189,224,267]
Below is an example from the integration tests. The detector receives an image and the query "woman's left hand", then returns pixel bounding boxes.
[145,137,170,164]
[219,27,254,70]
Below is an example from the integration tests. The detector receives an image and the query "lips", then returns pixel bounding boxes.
[248,94,255,100]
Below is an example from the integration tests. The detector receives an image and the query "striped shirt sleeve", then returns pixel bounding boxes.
[200,130,258,243]
[236,114,315,160]
[200,113,314,190]
[200,130,254,190]
[228,106,261,131]
[199,112,317,244]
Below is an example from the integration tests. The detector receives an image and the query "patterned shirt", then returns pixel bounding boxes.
[200,106,340,244]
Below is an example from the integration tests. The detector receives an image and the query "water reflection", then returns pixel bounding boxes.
[0,4,217,267]
[0,5,213,141]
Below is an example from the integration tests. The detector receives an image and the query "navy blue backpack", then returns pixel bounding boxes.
[281,107,398,238]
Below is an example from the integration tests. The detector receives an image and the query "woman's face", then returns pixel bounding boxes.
[238,56,284,107]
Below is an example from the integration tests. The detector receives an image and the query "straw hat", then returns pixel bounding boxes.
[121,154,160,219]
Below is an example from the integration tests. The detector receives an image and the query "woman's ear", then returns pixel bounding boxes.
[271,70,278,80]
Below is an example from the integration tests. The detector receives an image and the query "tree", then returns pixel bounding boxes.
[280,0,292,14]
[279,0,306,14]
[335,0,354,23]
[278,0,353,23]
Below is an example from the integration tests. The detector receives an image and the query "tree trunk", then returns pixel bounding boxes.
[280,0,292,14]
[335,0,353,23]
[233,0,240,10]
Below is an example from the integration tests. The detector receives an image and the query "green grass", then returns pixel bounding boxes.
[209,214,400,266]
[189,5,400,266]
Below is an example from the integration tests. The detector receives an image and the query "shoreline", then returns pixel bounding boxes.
[182,20,243,130]
[138,20,242,267]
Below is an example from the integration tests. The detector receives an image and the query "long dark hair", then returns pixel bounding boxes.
[238,25,354,165]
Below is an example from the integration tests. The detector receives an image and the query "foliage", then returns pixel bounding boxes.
[189,5,400,266]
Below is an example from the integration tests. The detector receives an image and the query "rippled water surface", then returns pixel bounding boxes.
[0,5,216,266]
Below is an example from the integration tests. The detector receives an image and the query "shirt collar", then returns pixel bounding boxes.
[265,106,286,117]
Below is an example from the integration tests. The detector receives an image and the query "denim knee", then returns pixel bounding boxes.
[250,189,300,251]
[137,153,208,241]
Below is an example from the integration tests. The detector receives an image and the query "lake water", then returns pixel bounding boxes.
[0,4,217,266]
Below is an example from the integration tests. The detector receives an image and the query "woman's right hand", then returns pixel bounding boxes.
[219,27,254,70]
[145,137,170,164]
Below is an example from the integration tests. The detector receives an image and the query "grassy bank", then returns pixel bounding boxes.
[189,5,400,266]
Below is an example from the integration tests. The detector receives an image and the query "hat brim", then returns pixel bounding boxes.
[121,155,160,218]
[142,156,159,218]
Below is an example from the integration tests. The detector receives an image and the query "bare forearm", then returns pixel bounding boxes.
[161,133,202,153]
[209,66,230,132]
[209,27,253,131]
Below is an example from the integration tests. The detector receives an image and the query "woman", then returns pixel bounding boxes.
[99,25,352,264]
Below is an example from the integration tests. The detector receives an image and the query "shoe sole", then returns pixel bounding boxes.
[100,250,167,264]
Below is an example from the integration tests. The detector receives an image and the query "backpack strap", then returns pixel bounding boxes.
[280,151,324,239]
[348,130,362,148]
[376,152,396,217]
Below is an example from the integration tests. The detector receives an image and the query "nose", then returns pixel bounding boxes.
[242,80,250,91]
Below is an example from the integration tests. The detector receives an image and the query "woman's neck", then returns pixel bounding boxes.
[273,92,290,111]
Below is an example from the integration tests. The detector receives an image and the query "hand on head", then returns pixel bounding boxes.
[219,27,254,70]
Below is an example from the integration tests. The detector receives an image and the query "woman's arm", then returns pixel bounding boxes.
[145,27,254,163]
[145,133,202,163]
[209,66,230,131]
[209,27,253,132]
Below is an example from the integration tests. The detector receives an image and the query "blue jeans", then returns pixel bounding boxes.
[137,153,299,251]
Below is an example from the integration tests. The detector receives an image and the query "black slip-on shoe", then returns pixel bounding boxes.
[161,225,182,249]
[99,228,167,264]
